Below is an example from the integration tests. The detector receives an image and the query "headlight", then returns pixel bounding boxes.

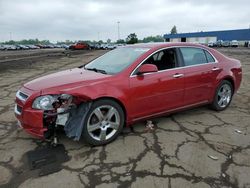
[32,95,58,110]
[32,94,73,110]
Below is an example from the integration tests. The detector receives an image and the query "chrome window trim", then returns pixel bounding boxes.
[16,90,29,102]
[129,45,218,77]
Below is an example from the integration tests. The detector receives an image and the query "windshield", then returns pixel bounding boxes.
[85,47,150,74]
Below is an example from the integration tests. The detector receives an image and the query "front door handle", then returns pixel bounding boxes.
[212,67,220,71]
[173,73,184,78]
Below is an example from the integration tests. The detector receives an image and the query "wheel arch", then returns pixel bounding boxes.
[93,97,127,126]
[211,76,235,103]
[221,76,235,93]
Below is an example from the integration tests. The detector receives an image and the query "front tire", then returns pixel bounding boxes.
[211,80,233,111]
[82,99,124,146]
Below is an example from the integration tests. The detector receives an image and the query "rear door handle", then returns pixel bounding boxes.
[212,67,220,71]
[173,73,184,78]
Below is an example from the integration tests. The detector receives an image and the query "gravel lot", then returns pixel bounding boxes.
[0,48,250,188]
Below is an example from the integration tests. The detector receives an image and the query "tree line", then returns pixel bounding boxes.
[0,35,164,45]
[1,26,178,45]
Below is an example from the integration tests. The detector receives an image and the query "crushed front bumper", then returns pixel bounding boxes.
[15,88,47,139]
[15,104,47,138]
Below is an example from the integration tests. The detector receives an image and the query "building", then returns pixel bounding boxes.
[163,28,250,45]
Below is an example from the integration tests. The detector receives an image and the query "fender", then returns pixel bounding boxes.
[59,80,131,120]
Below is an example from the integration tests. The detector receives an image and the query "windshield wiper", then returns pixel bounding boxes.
[85,67,107,74]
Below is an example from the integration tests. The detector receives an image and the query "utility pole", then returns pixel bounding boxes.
[117,21,120,41]
[9,32,12,41]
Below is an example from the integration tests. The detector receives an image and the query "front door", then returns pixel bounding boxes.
[129,48,185,120]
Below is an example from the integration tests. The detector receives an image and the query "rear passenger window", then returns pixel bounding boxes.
[180,47,207,66]
[204,51,215,62]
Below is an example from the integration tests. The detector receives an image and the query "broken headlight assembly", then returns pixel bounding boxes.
[32,95,58,110]
[32,94,73,110]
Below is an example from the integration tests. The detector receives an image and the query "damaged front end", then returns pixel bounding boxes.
[34,94,91,143]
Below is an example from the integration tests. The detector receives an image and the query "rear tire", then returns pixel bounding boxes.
[82,99,124,146]
[210,80,233,111]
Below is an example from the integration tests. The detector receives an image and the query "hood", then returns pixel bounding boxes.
[24,68,110,91]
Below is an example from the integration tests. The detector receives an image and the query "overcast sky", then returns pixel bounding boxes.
[0,0,249,42]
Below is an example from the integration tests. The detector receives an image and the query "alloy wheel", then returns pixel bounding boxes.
[217,83,232,108]
[87,105,121,142]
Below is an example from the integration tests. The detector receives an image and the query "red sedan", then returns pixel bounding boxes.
[69,42,89,50]
[15,43,242,145]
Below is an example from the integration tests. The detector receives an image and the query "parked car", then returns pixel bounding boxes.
[94,44,102,49]
[222,41,230,47]
[35,44,46,49]
[87,43,95,49]
[60,44,70,49]
[0,45,6,50]
[69,42,89,50]
[216,40,223,47]
[115,44,126,48]
[106,44,116,50]
[230,40,239,47]
[244,41,250,47]
[47,44,55,48]
[99,44,107,49]
[16,45,29,50]
[15,43,242,146]
[53,44,61,48]
[26,45,40,49]
[5,45,17,50]
[208,41,215,47]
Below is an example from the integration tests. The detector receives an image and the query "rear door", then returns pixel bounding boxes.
[179,47,219,105]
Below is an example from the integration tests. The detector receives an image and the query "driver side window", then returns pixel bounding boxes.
[142,48,177,71]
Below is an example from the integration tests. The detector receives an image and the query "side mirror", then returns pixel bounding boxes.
[137,64,158,75]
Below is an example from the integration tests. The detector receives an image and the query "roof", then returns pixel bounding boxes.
[126,42,206,49]
[163,29,250,41]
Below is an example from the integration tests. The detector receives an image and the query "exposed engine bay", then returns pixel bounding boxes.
[42,94,92,145]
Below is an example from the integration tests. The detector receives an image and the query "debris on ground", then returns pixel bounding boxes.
[26,144,70,176]
[234,129,243,134]
[125,166,133,176]
[207,155,219,160]
[144,120,156,132]
[221,173,226,178]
